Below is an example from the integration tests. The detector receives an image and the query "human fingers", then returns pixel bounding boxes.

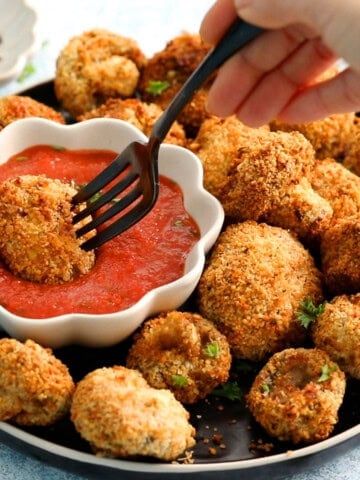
[278,68,360,123]
[234,0,360,72]
[206,27,334,120]
[200,0,237,45]
[232,37,337,127]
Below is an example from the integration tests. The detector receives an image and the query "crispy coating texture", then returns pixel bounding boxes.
[0,338,75,426]
[197,221,323,361]
[0,175,95,284]
[138,33,212,136]
[126,311,231,404]
[320,216,360,295]
[189,115,269,198]
[71,366,196,460]
[311,158,360,221]
[0,95,65,130]
[55,29,147,118]
[197,222,324,361]
[217,130,332,240]
[247,348,346,444]
[78,97,186,146]
[270,113,357,160]
[312,295,360,379]
[343,122,360,175]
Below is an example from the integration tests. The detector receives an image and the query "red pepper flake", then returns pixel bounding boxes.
[212,434,223,445]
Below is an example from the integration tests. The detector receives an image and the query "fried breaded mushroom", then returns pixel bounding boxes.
[71,366,196,460]
[197,221,324,361]
[218,130,332,240]
[320,216,360,295]
[189,115,269,198]
[270,113,357,160]
[126,311,231,404]
[343,123,360,176]
[138,32,212,136]
[0,338,75,426]
[78,97,186,146]
[247,348,346,444]
[312,294,360,379]
[0,175,95,284]
[55,29,147,118]
[0,95,65,130]
[311,158,360,222]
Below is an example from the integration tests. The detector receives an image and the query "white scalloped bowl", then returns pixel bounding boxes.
[0,117,224,348]
[0,0,38,82]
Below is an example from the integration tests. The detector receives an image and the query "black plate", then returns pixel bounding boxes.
[0,81,358,479]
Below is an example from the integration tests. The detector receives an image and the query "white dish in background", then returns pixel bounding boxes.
[0,0,37,82]
[0,117,224,348]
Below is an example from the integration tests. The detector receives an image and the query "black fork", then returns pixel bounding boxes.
[72,19,264,250]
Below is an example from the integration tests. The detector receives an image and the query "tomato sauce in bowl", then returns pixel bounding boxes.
[0,145,200,319]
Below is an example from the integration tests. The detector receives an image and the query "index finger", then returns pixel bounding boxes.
[200,0,238,45]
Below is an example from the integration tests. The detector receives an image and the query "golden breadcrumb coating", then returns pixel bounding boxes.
[263,176,333,242]
[218,130,332,240]
[138,32,212,136]
[0,175,95,284]
[0,338,74,426]
[320,216,360,295]
[54,29,147,118]
[71,366,196,460]
[126,311,231,404]
[197,221,324,361]
[311,158,360,221]
[343,123,360,175]
[0,95,65,130]
[312,294,360,379]
[78,97,186,146]
[247,348,346,444]
[270,112,357,160]
[189,115,269,198]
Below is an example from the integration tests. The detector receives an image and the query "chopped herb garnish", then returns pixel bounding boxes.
[146,80,170,96]
[16,156,28,161]
[88,191,103,204]
[297,298,326,329]
[173,220,184,227]
[211,381,242,401]
[318,364,336,382]
[172,374,189,388]
[261,383,270,395]
[17,63,36,83]
[204,341,220,358]
[51,145,66,151]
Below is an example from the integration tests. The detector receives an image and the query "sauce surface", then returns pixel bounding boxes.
[0,145,199,318]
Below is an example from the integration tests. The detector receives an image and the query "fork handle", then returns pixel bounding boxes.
[151,19,264,143]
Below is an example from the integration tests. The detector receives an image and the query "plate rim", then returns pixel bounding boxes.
[0,79,359,477]
[0,421,358,474]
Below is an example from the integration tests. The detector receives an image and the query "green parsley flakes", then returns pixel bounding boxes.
[297,298,326,329]
[145,80,170,96]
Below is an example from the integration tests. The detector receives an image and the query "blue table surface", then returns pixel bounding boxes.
[0,1,358,478]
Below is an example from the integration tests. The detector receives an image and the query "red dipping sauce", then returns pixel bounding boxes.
[0,145,200,318]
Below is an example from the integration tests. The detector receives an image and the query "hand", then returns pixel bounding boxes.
[200,0,360,126]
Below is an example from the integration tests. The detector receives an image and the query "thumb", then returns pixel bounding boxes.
[234,0,360,71]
